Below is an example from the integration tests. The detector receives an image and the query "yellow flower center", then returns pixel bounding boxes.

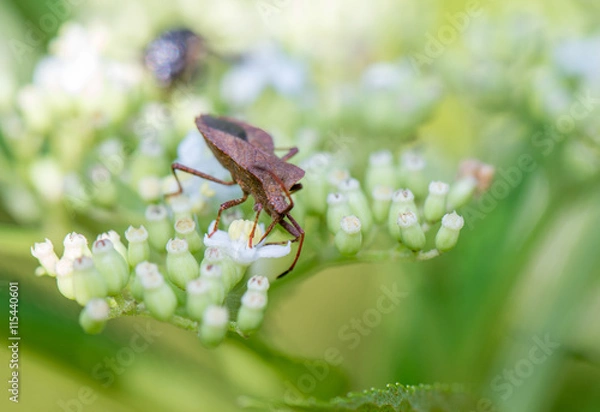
[228,220,264,247]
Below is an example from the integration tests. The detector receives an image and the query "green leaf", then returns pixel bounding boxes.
[246,383,479,412]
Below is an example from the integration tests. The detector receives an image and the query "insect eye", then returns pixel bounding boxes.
[203,116,248,141]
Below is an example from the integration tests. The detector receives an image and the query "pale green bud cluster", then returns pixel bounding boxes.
[310,149,486,258]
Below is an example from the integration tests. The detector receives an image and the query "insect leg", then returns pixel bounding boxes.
[256,214,282,245]
[210,192,249,237]
[166,162,236,198]
[248,203,263,248]
[276,214,305,278]
[276,147,299,162]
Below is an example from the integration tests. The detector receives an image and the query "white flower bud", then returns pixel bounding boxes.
[339,178,373,234]
[334,215,363,256]
[31,238,59,276]
[131,261,159,301]
[166,238,200,289]
[423,181,449,222]
[237,291,268,333]
[125,226,151,267]
[169,195,193,221]
[92,239,129,295]
[397,211,426,251]
[200,263,225,304]
[365,150,396,195]
[72,256,108,306]
[399,152,427,198]
[96,230,127,261]
[63,232,91,260]
[435,212,465,252]
[388,189,417,238]
[371,185,393,223]
[326,193,352,234]
[144,204,173,251]
[199,306,229,347]
[186,278,212,321]
[247,276,270,293]
[447,177,477,210]
[55,258,75,300]
[140,270,177,321]
[174,218,203,254]
[79,298,109,334]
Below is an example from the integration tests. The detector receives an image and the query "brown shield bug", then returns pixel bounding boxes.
[168,115,305,278]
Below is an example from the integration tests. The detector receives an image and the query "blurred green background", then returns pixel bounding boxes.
[1,0,600,411]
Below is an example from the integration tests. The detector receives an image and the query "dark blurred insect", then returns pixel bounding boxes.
[168,115,305,278]
[144,28,206,86]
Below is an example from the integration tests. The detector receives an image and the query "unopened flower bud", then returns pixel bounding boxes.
[125,226,151,268]
[96,231,128,261]
[300,153,332,214]
[247,276,270,294]
[397,211,426,251]
[326,193,352,234]
[201,246,240,288]
[145,204,173,250]
[200,263,225,304]
[56,258,75,300]
[92,239,129,295]
[166,238,200,289]
[339,178,373,234]
[132,261,159,301]
[174,218,203,254]
[79,298,109,334]
[476,164,495,193]
[328,168,351,190]
[186,278,212,321]
[130,138,169,187]
[72,256,108,306]
[423,181,449,222]
[31,238,58,276]
[140,270,177,321]
[237,291,267,333]
[169,195,193,221]
[388,189,417,238]
[90,165,117,207]
[435,212,464,252]
[138,176,162,202]
[371,186,393,223]
[399,152,428,198]
[447,177,477,210]
[63,232,92,260]
[365,150,396,195]
[335,215,362,256]
[199,306,229,347]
